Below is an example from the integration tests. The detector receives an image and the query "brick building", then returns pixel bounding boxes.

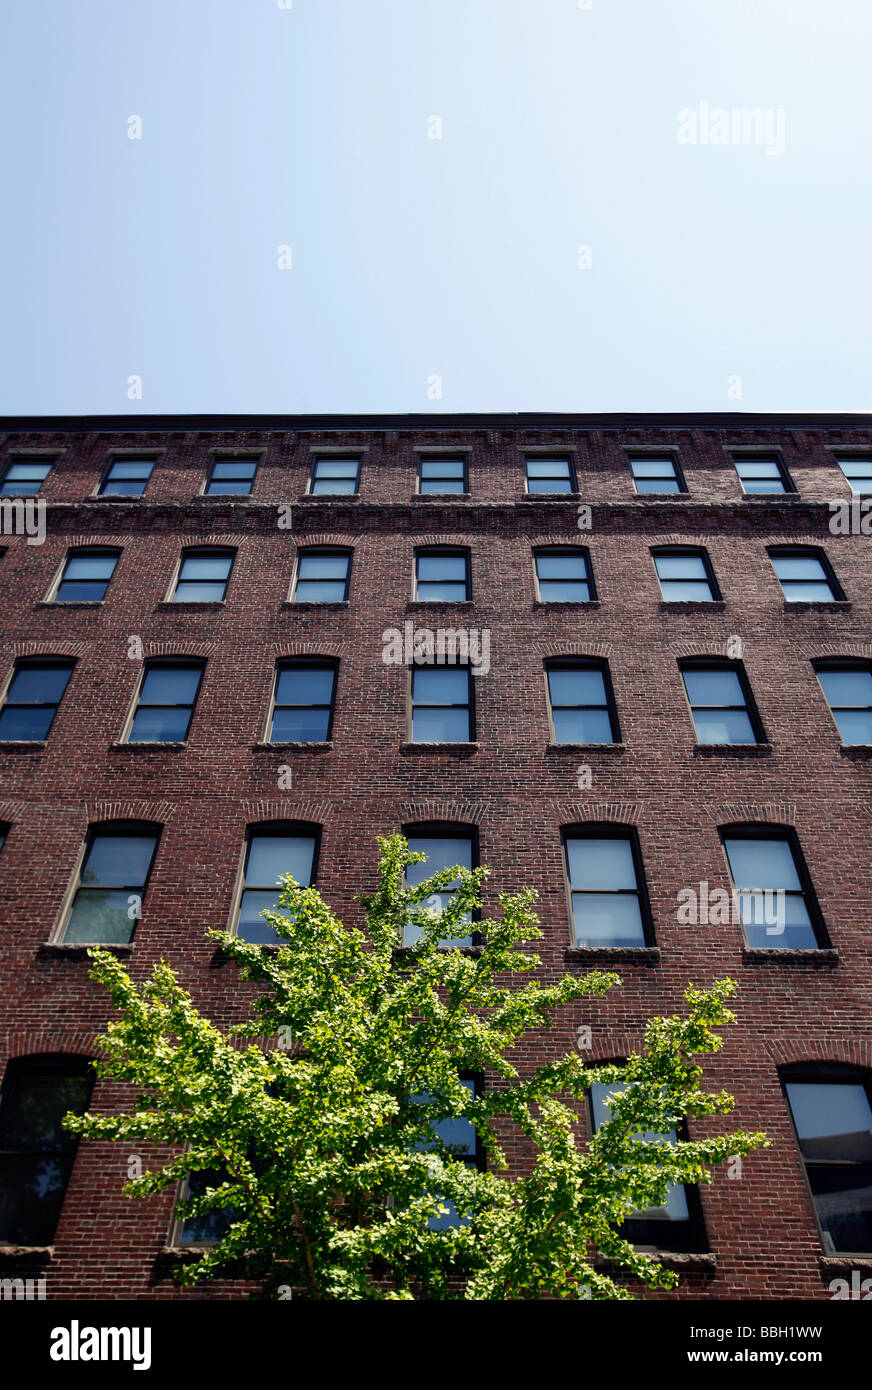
[0,411,871,1301]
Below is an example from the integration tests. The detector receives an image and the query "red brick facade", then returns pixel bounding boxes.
[1,412,870,1300]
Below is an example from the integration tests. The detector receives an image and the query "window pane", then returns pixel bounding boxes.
[294,580,346,601]
[567,838,636,890]
[417,583,467,602]
[139,667,202,705]
[0,707,55,740]
[174,582,226,602]
[527,477,572,493]
[527,460,570,478]
[537,555,587,579]
[782,582,834,602]
[206,481,252,495]
[655,556,707,579]
[180,556,232,580]
[635,479,681,494]
[837,458,872,479]
[5,464,50,481]
[552,708,614,743]
[100,479,147,495]
[539,580,590,602]
[806,1166,872,1253]
[421,458,464,478]
[418,556,466,581]
[572,893,645,947]
[56,581,106,601]
[724,838,802,891]
[817,670,872,707]
[211,462,256,479]
[406,837,472,887]
[0,1072,91,1152]
[0,1069,92,1246]
[8,666,72,704]
[129,707,191,742]
[738,460,781,478]
[661,580,713,601]
[312,478,357,494]
[548,669,606,705]
[413,668,469,704]
[786,1083,872,1161]
[772,557,826,580]
[632,460,676,478]
[412,707,470,741]
[692,710,756,744]
[742,478,786,494]
[271,707,331,742]
[314,459,358,478]
[108,461,154,479]
[63,556,118,580]
[180,1169,235,1244]
[420,478,464,494]
[298,555,349,579]
[832,709,872,744]
[246,835,315,888]
[65,889,137,943]
[683,669,745,706]
[275,668,334,706]
[83,834,156,887]
[238,888,286,942]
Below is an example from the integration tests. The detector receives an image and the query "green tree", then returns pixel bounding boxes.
[64,833,768,1300]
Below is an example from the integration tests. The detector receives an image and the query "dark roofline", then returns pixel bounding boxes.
[0,411,870,433]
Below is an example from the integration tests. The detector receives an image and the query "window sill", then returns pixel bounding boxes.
[35,600,105,609]
[742,947,839,965]
[692,743,772,757]
[38,941,134,958]
[413,493,471,501]
[0,741,46,752]
[108,741,188,751]
[595,1250,715,1273]
[565,945,660,964]
[533,600,601,611]
[252,741,333,752]
[296,494,361,503]
[658,600,725,612]
[405,600,474,610]
[546,742,625,754]
[393,944,484,961]
[819,1253,872,1272]
[520,493,580,501]
[0,1245,54,1262]
[157,601,226,610]
[400,742,479,756]
[840,745,872,759]
[281,600,349,611]
[783,601,851,613]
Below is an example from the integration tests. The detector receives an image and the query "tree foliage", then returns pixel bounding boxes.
[65,833,768,1299]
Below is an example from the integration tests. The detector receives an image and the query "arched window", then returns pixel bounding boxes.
[782,1064,872,1255]
[232,823,320,943]
[562,825,653,948]
[403,823,477,948]
[57,821,161,946]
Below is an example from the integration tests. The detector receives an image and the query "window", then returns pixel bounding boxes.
[628,453,685,495]
[834,454,872,494]
[721,828,826,950]
[564,829,652,948]
[0,459,52,496]
[546,662,619,744]
[127,662,204,743]
[309,456,361,496]
[414,550,470,602]
[0,660,73,741]
[60,825,160,945]
[0,1058,94,1246]
[99,457,155,497]
[172,550,234,602]
[524,456,575,494]
[53,550,119,602]
[783,1067,872,1255]
[235,827,317,944]
[269,662,336,742]
[410,1077,483,1229]
[0,825,7,854]
[205,456,258,496]
[404,829,474,947]
[732,452,794,494]
[680,661,764,745]
[589,1079,706,1252]
[417,455,467,495]
[815,663,872,745]
[769,549,843,603]
[292,550,351,603]
[652,549,719,602]
[410,667,472,742]
[534,548,595,602]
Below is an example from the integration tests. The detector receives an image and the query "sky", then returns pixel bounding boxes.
[0,0,870,417]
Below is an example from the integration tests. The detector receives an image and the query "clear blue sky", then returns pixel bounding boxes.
[1,0,869,415]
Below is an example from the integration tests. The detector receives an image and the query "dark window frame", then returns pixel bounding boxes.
[98,455,158,498]
[291,547,352,603]
[409,664,475,743]
[678,658,766,745]
[232,820,322,943]
[533,547,596,603]
[523,453,578,495]
[268,659,338,743]
[562,823,655,949]
[814,659,872,746]
[731,450,796,495]
[626,451,687,495]
[51,547,121,604]
[203,454,260,497]
[307,455,362,497]
[402,821,481,948]
[833,452,872,494]
[780,1062,872,1256]
[56,819,162,946]
[768,546,845,603]
[413,547,471,603]
[171,547,236,603]
[718,823,830,951]
[651,546,721,602]
[586,1067,709,1253]
[416,453,469,496]
[0,657,75,743]
[0,457,55,497]
[545,658,620,745]
[124,658,206,744]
